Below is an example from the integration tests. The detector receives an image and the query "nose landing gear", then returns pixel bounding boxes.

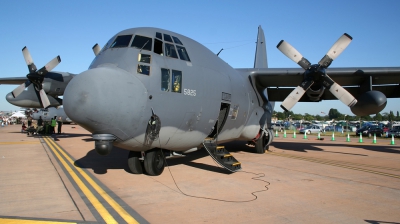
[127,148,165,176]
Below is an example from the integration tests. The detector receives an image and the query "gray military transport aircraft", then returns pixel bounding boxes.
[1,26,400,176]
[31,107,72,123]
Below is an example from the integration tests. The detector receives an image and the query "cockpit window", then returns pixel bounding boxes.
[172,36,183,45]
[163,34,173,43]
[131,35,152,51]
[154,39,163,55]
[165,43,178,59]
[137,64,150,75]
[172,70,182,93]
[110,35,132,48]
[156,32,163,40]
[138,54,151,63]
[161,68,170,92]
[176,45,191,61]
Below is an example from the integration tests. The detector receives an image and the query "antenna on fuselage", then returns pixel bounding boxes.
[216,48,223,56]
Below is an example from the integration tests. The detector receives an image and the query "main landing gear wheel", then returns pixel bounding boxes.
[127,151,144,174]
[144,148,165,176]
[254,129,272,154]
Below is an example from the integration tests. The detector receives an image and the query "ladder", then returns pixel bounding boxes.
[203,138,241,172]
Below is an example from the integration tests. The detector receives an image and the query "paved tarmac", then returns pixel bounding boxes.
[1,124,400,223]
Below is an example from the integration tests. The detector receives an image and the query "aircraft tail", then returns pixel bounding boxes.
[254,25,268,68]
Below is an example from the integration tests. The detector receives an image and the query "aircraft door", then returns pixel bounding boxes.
[207,103,230,139]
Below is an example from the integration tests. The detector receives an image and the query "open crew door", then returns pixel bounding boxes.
[207,102,230,139]
[204,102,241,172]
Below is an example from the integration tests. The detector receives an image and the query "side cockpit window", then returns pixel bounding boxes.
[161,68,170,91]
[172,70,182,93]
[137,53,151,76]
[131,35,152,51]
[110,35,132,48]
[161,68,182,93]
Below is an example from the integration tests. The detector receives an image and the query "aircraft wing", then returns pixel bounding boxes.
[0,77,29,85]
[240,67,400,102]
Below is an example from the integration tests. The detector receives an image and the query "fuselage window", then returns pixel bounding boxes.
[138,54,151,64]
[176,45,191,62]
[110,35,133,48]
[171,70,182,93]
[156,32,163,40]
[137,64,150,75]
[161,68,170,92]
[163,34,173,43]
[131,35,152,51]
[172,36,183,45]
[154,39,163,55]
[165,43,178,59]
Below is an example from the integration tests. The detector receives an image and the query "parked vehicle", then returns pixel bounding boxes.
[355,125,384,137]
[299,125,323,134]
[324,126,334,132]
[388,125,400,137]
[272,123,285,132]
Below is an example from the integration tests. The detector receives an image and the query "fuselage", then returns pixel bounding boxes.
[63,27,264,152]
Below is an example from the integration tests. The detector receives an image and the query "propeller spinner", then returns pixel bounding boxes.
[12,47,61,108]
[277,33,357,112]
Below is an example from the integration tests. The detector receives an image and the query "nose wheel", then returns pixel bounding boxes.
[128,148,165,176]
[127,151,144,174]
[144,148,165,176]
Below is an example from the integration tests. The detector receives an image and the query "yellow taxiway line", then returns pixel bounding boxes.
[43,136,139,224]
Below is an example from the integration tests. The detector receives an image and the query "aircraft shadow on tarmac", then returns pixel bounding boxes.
[74,146,232,175]
[269,141,400,155]
[71,139,400,175]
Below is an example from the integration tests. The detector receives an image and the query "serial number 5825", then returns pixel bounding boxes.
[184,88,196,96]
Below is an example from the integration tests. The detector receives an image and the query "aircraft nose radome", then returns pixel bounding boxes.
[63,67,148,139]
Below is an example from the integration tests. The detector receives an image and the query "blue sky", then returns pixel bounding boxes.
[1,0,399,116]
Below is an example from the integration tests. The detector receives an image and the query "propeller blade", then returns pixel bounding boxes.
[22,46,37,72]
[39,89,51,108]
[328,83,357,107]
[322,74,357,107]
[11,80,31,98]
[318,33,352,68]
[280,79,314,112]
[277,40,311,70]
[37,55,61,75]
[92,43,101,56]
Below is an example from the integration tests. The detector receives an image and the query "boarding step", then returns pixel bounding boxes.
[203,141,241,172]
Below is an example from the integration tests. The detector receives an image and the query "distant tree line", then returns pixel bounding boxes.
[274,109,400,122]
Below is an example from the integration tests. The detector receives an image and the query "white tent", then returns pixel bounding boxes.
[11,111,26,118]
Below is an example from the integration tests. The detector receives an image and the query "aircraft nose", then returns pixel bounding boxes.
[63,67,148,139]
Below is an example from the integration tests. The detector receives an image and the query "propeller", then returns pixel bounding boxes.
[277,33,357,111]
[11,46,61,108]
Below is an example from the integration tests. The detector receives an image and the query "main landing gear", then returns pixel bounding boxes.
[127,148,165,176]
[254,129,273,154]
